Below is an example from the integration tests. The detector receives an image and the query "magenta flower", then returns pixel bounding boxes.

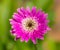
[9,7,50,44]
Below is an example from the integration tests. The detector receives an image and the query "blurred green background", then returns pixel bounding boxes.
[0,0,60,50]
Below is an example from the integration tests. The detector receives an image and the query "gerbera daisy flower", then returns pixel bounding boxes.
[9,7,50,44]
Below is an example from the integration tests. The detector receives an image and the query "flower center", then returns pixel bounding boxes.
[27,22,32,27]
[21,17,38,32]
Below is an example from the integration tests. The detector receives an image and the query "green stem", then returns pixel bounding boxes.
[34,44,38,50]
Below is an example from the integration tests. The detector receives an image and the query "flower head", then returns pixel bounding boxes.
[9,7,50,44]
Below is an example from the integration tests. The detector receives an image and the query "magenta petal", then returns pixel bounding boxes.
[25,33,30,42]
[31,7,36,16]
[20,33,26,42]
[12,14,21,22]
[31,37,36,44]
[17,8,24,17]
[26,7,31,13]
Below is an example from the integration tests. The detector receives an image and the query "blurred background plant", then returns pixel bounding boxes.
[0,0,60,50]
